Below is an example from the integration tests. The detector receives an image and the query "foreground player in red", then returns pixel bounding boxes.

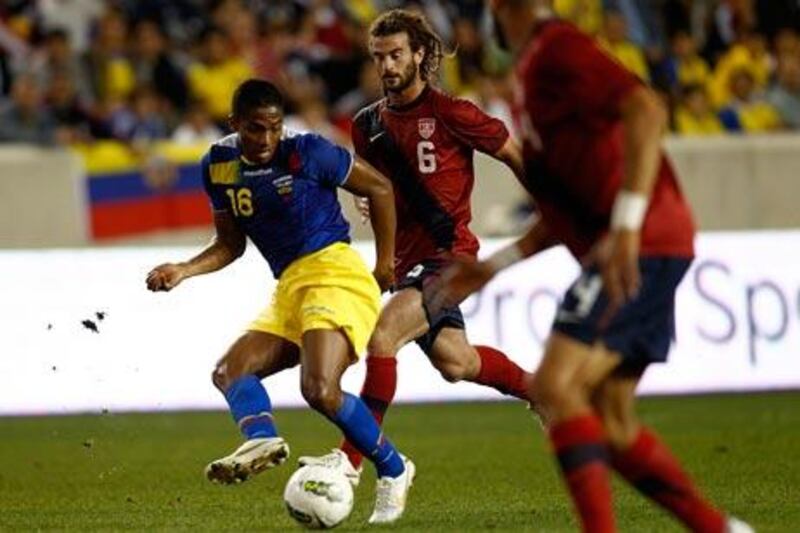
[431,2,753,532]
[300,9,537,482]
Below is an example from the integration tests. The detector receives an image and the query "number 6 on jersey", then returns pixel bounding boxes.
[417,141,436,173]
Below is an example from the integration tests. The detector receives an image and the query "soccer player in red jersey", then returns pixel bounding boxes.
[431,2,752,532]
[300,9,538,482]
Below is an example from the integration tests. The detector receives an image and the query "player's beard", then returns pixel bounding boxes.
[383,60,419,95]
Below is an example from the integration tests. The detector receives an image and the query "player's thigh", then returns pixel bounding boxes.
[591,365,644,449]
[535,333,622,407]
[427,327,480,380]
[214,331,300,389]
[369,288,429,354]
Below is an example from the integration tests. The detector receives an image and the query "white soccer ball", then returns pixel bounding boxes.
[283,465,354,529]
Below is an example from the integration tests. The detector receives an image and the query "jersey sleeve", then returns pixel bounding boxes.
[538,25,641,119]
[299,134,355,188]
[436,94,510,154]
[351,120,368,158]
[200,153,229,212]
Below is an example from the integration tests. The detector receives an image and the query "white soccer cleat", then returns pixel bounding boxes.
[367,455,416,525]
[726,516,755,533]
[297,449,363,487]
[205,437,289,485]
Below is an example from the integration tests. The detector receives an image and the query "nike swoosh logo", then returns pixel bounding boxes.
[369,132,385,143]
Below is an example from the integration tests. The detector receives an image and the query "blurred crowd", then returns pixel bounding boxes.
[1,0,800,148]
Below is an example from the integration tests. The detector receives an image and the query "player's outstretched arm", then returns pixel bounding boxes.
[341,157,396,291]
[146,211,246,292]
[429,218,556,312]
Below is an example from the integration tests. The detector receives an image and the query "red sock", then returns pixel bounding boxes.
[611,428,725,533]
[340,356,397,469]
[473,345,529,400]
[550,414,615,533]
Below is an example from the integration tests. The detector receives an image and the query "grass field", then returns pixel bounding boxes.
[1,392,798,531]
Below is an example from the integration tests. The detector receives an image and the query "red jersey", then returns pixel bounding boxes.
[352,86,510,278]
[515,20,695,259]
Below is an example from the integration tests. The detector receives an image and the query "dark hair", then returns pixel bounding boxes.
[232,79,284,117]
[369,9,444,82]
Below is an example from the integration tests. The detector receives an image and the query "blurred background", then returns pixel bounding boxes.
[2,0,800,247]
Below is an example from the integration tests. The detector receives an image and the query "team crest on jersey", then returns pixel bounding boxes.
[418,118,436,140]
[273,174,293,201]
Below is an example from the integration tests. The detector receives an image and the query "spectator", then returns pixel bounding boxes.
[343,0,378,26]
[131,20,189,114]
[0,74,68,145]
[614,0,666,51]
[768,55,800,129]
[284,96,349,147]
[81,7,135,106]
[704,0,757,62]
[299,0,356,57]
[442,17,485,96]
[109,85,168,143]
[710,31,771,107]
[718,68,781,132]
[599,10,650,82]
[773,28,800,61]
[30,29,93,103]
[224,8,260,67]
[674,84,724,135]
[663,31,712,93]
[37,0,104,53]
[46,70,95,141]
[172,101,222,145]
[252,21,295,85]
[187,26,253,125]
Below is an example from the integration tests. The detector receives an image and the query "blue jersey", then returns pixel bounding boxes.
[202,132,353,278]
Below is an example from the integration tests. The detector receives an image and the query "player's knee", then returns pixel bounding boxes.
[434,358,471,383]
[211,364,230,393]
[533,370,574,412]
[300,377,341,417]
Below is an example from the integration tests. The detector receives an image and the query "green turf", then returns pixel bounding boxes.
[1,392,798,531]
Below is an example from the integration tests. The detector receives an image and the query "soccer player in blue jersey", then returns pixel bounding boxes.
[146,79,414,524]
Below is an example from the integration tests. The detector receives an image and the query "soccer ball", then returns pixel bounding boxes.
[283,465,354,529]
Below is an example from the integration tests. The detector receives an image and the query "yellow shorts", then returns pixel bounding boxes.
[248,242,380,357]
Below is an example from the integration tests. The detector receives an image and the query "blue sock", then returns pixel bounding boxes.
[331,392,405,478]
[224,375,278,439]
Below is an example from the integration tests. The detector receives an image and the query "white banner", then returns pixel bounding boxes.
[1,231,798,415]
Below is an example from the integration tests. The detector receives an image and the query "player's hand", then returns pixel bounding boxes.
[146,263,188,292]
[353,196,370,224]
[372,262,395,292]
[428,260,495,314]
[590,229,641,324]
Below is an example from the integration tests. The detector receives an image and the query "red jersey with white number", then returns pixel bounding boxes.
[352,86,510,278]
[515,19,695,259]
